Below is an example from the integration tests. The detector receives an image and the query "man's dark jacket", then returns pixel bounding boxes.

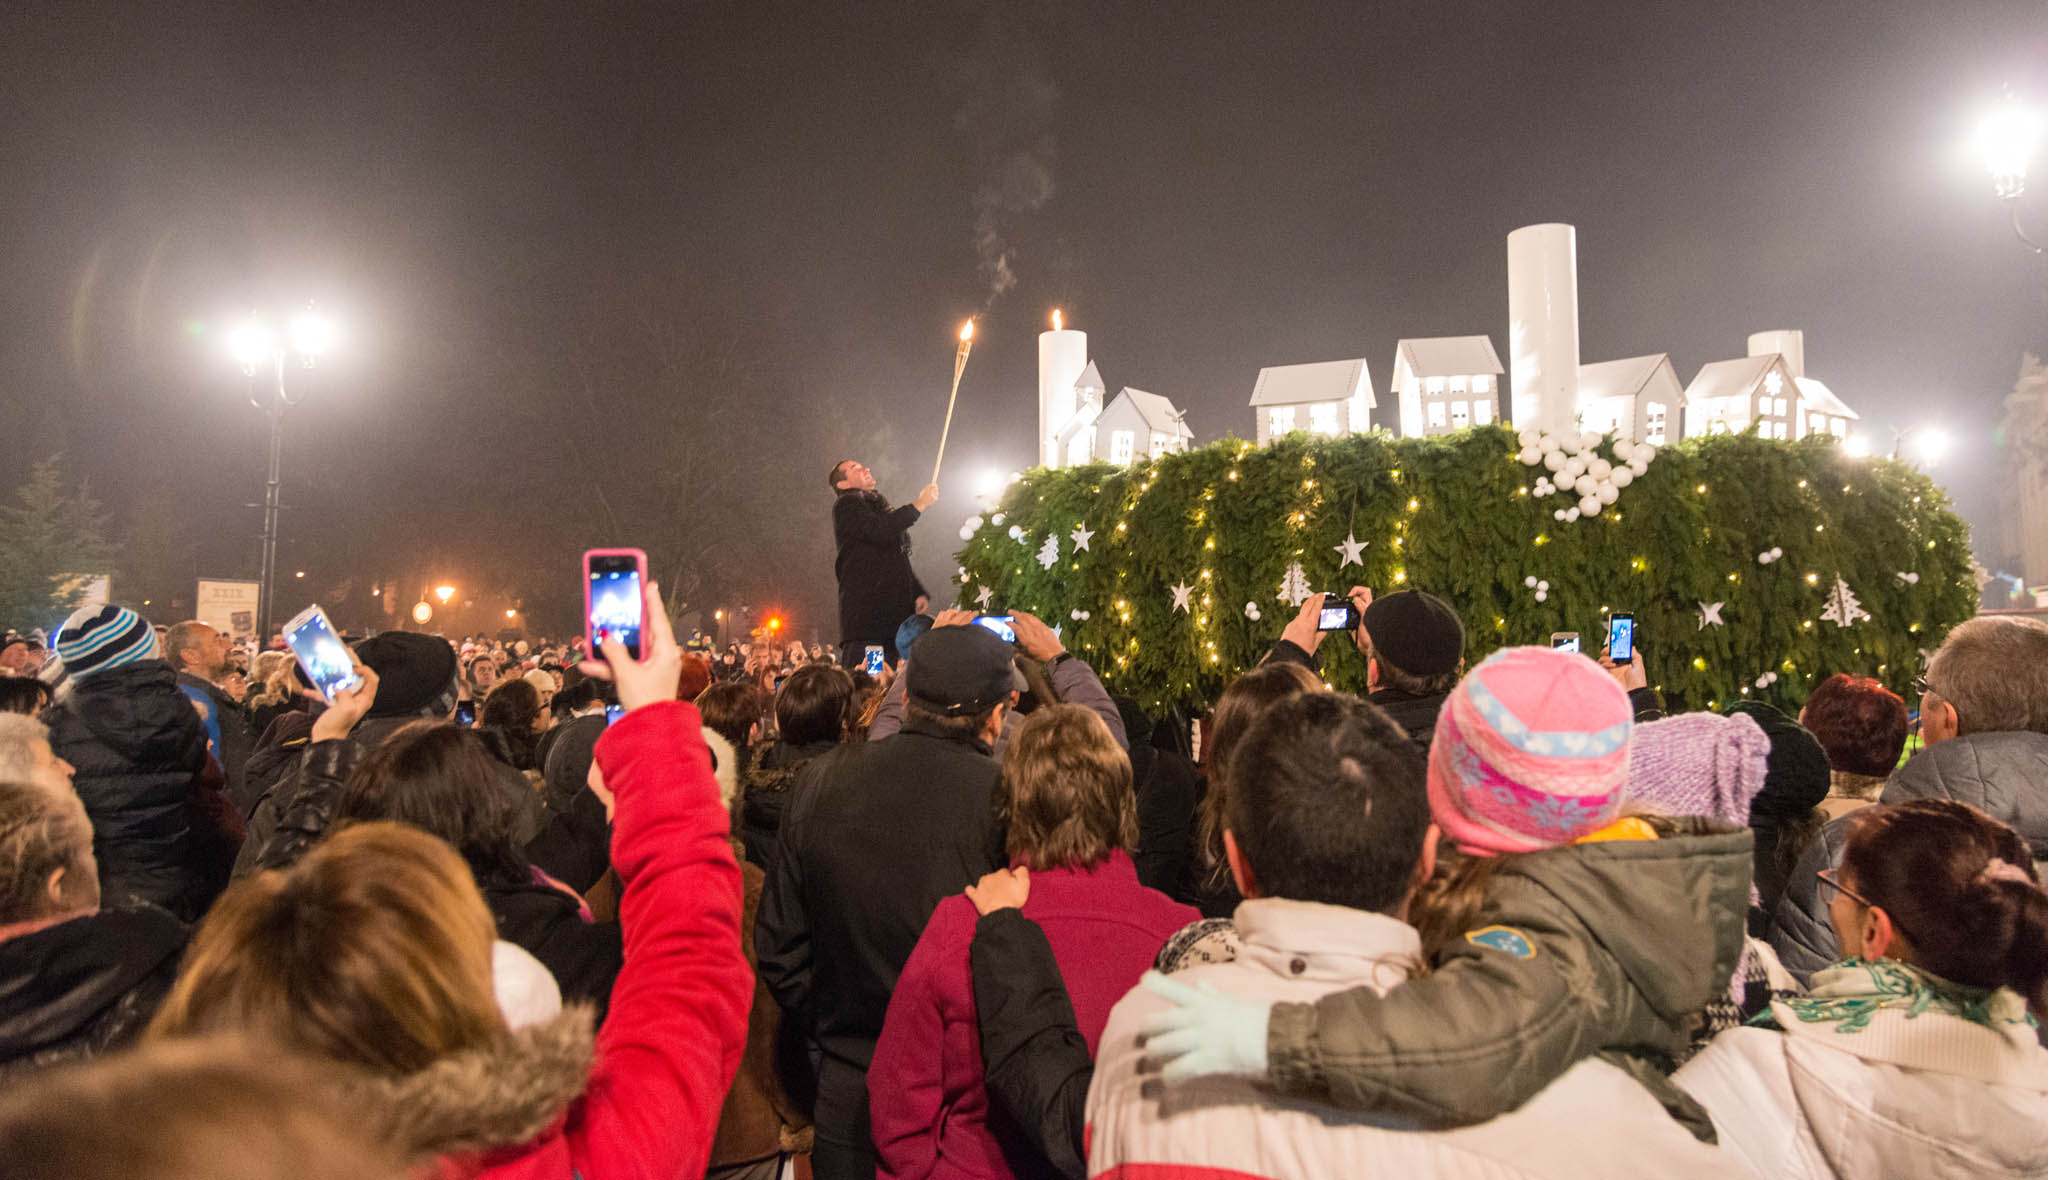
[0,905,188,1079]
[737,737,840,871]
[177,670,255,814]
[833,488,927,648]
[755,716,1003,1071]
[45,661,211,919]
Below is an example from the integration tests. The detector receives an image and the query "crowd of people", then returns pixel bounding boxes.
[0,566,2042,1179]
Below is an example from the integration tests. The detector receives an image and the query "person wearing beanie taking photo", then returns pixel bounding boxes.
[1137,646,1753,1136]
[44,604,214,920]
[1261,587,1463,754]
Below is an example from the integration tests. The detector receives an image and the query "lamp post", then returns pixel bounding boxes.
[1976,93,2044,253]
[1888,425,1949,466]
[229,308,337,646]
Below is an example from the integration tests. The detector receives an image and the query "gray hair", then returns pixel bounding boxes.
[0,778,92,923]
[162,621,213,673]
[0,714,51,783]
[1927,616,2049,736]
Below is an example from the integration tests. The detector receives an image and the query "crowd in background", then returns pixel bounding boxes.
[0,578,2042,1180]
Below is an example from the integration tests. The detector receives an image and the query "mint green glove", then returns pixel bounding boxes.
[1136,969,1272,1081]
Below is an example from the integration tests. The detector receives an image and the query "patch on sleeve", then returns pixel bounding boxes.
[1464,925,1537,958]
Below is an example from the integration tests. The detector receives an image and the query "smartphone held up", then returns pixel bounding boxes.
[284,604,361,704]
[584,548,650,662]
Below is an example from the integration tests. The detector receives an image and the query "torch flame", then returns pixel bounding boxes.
[1053,309,1063,331]
[960,320,974,342]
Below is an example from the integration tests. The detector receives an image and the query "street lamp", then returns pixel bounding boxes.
[1888,425,1949,466]
[229,305,338,644]
[435,584,457,604]
[1976,93,2044,252]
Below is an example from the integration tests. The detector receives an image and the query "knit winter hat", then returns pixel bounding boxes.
[1361,590,1466,677]
[1626,710,1771,827]
[1427,646,1633,855]
[1721,701,1831,823]
[54,604,159,681]
[353,632,460,719]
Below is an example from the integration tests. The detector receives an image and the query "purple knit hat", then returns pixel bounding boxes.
[1427,646,1634,856]
[1625,711,1771,826]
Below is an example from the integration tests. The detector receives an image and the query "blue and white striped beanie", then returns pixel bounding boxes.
[54,604,159,681]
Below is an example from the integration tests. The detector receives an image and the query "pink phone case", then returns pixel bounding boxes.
[582,547,650,662]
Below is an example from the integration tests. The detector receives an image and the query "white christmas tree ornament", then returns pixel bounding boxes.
[1071,524,1094,552]
[1036,534,1061,570]
[974,585,995,610]
[1170,582,1194,614]
[1697,601,1725,630]
[1334,532,1368,569]
[1820,576,1869,627]
[1276,562,1313,607]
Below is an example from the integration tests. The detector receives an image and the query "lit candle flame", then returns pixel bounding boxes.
[1052,309,1063,331]
[959,320,974,342]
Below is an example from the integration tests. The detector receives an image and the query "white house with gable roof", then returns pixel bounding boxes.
[1683,330,1857,441]
[1390,336,1505,437]
[1249,358,1375,446]
[1091,387,1193,463]
[1577,354,1685,445]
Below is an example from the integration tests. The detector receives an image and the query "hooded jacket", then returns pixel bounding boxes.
[1769,730,2049,983]
[737,738,839,871]
[374,701,750,1180]
[1676,965,2047,1179]
[1265,820,1753,1129]
[0,905,188,1078]
[45,661,211,918]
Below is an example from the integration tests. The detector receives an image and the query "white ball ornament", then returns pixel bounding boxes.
[1610,440,1635,464]
[1564,507,1581,522]
[1587,459,1612,481]
[990,513,1005,525]
[1610,466,1633,488]
[1553,508,1568,521]
[1543,450,1566,472]
[1525,576,1539,588]
[1628,457,1649,476]
[1579,432,1601,452]
[1563,457,1587,481]
[1518,446,1542,466]
[1518,428,1542,449]
[1574,474,1599,497]
[1537,580,1550,592]
[1770,546,1784,560]
[1540,432,1563,454]
[1596,483,1619,505]
[1535,589,1549,602]
[959,525,976,541]
[1007,525,1024,540]
[1579,494,1602,516]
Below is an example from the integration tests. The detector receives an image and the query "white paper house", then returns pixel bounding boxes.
[1389,336,1505,437]
[1683,354,1803,440]
[1055,361,1109,466]
[1085,387,1194,465]
[1248,359,1375,446]
[1576,354,1686,445]
[1794,377,1857,440]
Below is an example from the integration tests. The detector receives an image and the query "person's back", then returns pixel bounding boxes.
[1086,692,1736,1179]
[756,624,1012,1180]
[45,607,209,918]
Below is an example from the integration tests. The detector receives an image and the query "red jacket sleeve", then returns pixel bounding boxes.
[869,897,971,1180]
[567,701,752,1180]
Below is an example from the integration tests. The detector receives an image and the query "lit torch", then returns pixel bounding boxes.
[933,318,975,485]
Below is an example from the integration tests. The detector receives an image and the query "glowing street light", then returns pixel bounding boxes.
[1975,93,2044,252]
[221,302,341,644]
[1910,428,1949,467]
[435,585,457,604]
[1841,433,1873,458]
[505,608,518,619]
[412,602,433,625]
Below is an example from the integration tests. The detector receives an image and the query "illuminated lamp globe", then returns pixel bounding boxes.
[435,585,456,604]
[228,319,275,370]
[412,602,433,624]
[288,312,337,359]
[1977,101,2041,197]
[1912,429,1950,466]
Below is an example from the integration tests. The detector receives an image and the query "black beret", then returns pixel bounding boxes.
[1361,590,1466,677]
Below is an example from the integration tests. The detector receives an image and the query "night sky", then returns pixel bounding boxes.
[2,2,2042,638]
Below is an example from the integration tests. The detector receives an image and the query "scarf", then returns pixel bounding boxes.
[1764,958,2030,1034]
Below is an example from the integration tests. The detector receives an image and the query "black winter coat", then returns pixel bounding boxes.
[737,738,839,871]
[45,662,211,919]
[970,908,1090,1180]
[754,717,1003,1071]
[0,905,188,1079]
[832,489,927,647]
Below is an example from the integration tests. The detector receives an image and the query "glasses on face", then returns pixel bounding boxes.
[1818,867,1914,944]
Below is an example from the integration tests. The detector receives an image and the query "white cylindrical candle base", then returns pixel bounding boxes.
[1507,223,1581,437]
[1038,329,1088,468]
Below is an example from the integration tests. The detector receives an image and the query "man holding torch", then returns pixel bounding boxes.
[830,460,938,667]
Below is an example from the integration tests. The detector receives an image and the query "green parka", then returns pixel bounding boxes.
[1267,819,1753,1134]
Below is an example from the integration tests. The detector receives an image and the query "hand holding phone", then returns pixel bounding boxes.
[1551,632,1581,654]
[863,645,886,676]
[575,577,682,715]
[1606,612,1636,663]
[584,548,649,662]
[284,605,363,703]
[973,615,1017,644]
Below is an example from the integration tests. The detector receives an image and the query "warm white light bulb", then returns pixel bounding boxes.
[289,312,337,359]
[1977,101,2041,194]
[1841,433,1872,458]
[1912,429,1950,466]
[228,319,274,369]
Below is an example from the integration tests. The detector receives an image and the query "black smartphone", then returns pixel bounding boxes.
[1316,595,1359,632]
[604,703,625,727]
[584,548,648,661]
[455,700,478,727]
[1606,612,1636,663]
[974,615,1017,644]
[1551,632,1581,653]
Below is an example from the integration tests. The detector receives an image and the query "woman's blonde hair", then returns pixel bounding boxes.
[1001,705,1137,871]
[246,651,298,710]
[148,822,503,1076]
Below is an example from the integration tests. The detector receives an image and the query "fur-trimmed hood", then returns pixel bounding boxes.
[346,1006,597,1161]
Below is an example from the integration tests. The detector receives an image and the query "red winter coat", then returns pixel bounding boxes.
[867,850,1196,1179]
[438,701,753,1180]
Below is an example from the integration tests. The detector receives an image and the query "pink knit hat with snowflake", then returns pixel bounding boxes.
[1427,646,1634,856]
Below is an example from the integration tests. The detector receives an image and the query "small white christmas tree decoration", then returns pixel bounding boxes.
[1036,534,1061,570]
[1697,601,1725,630]
[974,585,995,609]
[1276,561,1313,607]
[1895,571,1920,585]
[1070,524,1094,552]
[1333,532,1368,569]
[1821,576,1869,627]
[1170,582,1194,614]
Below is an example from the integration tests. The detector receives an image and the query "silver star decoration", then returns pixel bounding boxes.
[1697,601,1725,630]
[1333,531,1368,569]
[1070,524,1094,552]
[974,585,995,609]
[1170,582,1193,614]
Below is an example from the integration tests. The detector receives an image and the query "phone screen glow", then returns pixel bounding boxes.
[1607,617,1634,662]
[287,610,360,703]
[588,558,642,658]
